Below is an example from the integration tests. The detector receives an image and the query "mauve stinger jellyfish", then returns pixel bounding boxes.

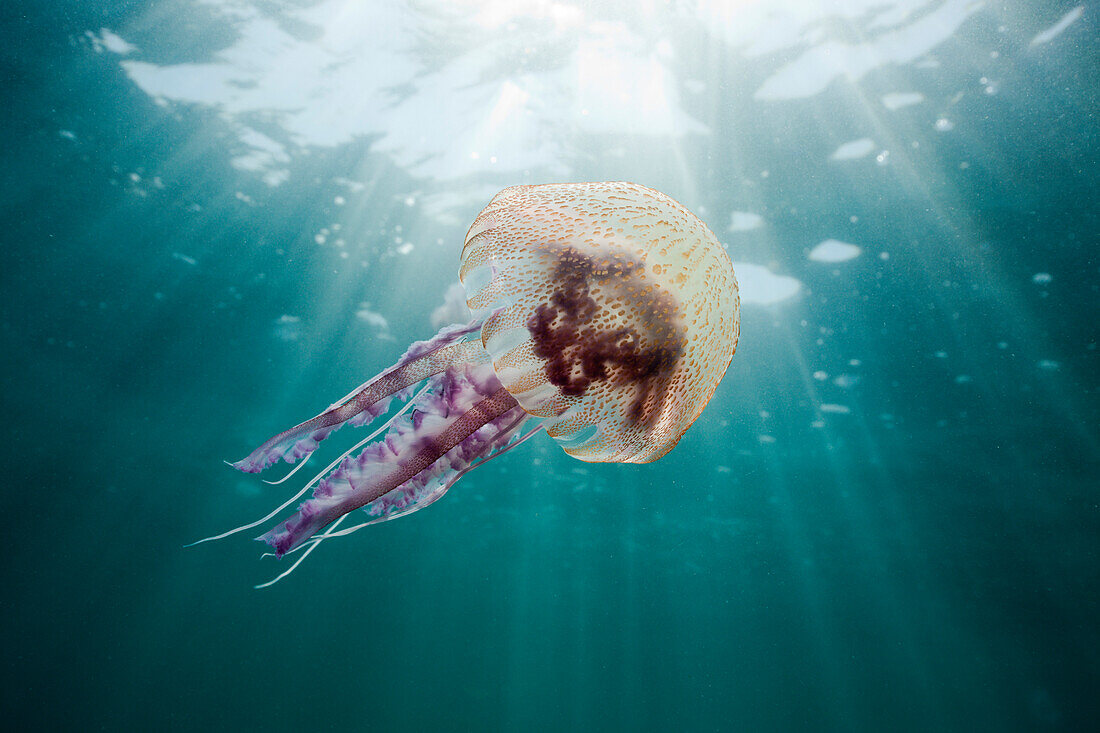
[198,182,740,586]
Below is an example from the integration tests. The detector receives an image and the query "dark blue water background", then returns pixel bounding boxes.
[2,2,1097,730]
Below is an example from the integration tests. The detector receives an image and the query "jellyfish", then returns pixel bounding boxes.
[202,182,740,585]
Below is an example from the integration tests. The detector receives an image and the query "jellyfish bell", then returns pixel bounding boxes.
[462,182,740,462]
[203,182,739,586]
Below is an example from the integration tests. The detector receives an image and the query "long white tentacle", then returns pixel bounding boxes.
[185,384,431,547]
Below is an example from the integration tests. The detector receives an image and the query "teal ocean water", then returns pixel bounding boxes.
[3,2,1097,730]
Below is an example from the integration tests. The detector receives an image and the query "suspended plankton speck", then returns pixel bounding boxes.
[1032,272,1053,284]
[833,374,859,389]
[935,117,955,132]
[334,195,346,206]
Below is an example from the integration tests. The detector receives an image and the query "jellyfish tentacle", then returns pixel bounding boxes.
[231,319,490,473]
[351,416,544,528]
[253,514,348,590]
[185,384,432,548]
[259,377,523,557]
[256,415,541,584]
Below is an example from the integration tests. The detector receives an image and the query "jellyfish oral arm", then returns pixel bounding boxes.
[231,320,489,474]
[259,384,521,557]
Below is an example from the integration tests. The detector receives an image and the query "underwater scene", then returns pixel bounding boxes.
[3,1,1097,731]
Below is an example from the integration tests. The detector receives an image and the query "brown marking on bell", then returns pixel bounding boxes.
[526,245,686,426]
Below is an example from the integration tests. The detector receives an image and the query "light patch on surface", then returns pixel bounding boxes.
[355,306,389,331]
[90,29,137,54]
[96,0,985,227]
[882,91,924,110]
[830,138,876,160]
[1030,6,1084,46]
[469,0,585,31]
[107,1,702,195]
[570,24,707,137]
[1032,272,1053,284]
[273,314,301,342]
[754,0,983,100]
[819,403,851,414]
[431,282,473,328]
[728,211,764,231]
[732,261,802,306]
[420,185,505,227]
[809,239,862,263]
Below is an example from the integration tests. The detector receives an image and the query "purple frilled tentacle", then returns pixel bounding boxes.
[231,318,490,473]
[258,359,533,557]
